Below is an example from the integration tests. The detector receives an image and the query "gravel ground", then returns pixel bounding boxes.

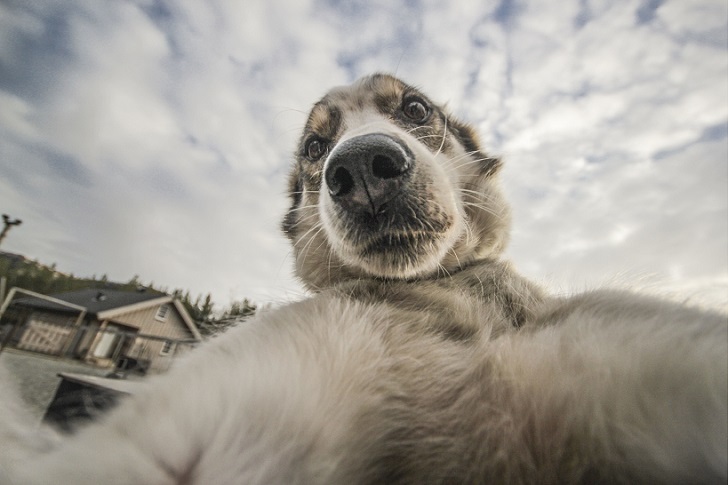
[0,348,109,422]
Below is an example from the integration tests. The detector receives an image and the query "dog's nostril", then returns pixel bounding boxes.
[330,166,355,197]
[372,154,406,180]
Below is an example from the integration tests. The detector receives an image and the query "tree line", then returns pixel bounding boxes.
[0,252,256,337]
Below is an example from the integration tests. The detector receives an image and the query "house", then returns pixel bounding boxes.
[4,287,202,373]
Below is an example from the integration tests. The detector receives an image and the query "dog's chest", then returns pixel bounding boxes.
[330,260,545,342]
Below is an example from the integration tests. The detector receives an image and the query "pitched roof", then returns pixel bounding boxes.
[15,288,166,315]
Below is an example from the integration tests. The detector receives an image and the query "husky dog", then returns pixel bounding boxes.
[1,74,726,484]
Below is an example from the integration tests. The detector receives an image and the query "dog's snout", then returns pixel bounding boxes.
[325,134,412,215]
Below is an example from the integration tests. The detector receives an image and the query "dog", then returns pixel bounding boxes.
[1,74,726,484]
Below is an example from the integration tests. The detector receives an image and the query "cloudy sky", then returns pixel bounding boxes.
[0,0,726,312]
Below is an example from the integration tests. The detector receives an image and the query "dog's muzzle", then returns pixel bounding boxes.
[325,134,413,217]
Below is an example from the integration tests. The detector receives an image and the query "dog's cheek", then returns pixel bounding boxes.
[281,169,303,239]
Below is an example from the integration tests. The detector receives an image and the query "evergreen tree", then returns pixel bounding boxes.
[200,293,213,322]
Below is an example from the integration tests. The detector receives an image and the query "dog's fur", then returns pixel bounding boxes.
[1,74,726,484]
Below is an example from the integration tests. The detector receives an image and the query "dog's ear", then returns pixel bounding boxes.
[448,118,502,177]
[281,166,302,239]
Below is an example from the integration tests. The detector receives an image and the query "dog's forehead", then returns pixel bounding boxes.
[306,74,410,135]
[327,74,407,111]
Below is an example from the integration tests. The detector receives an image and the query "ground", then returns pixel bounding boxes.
[0,348,109,422]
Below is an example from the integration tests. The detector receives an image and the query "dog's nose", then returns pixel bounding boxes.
[325,134,412,215]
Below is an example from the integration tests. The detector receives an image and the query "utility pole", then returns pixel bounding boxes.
[0,214,22,248]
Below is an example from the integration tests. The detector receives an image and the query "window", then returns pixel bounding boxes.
[160,340,175,356]
[155,305,170,322]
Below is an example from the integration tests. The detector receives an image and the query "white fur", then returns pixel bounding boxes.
[1,294,725,484]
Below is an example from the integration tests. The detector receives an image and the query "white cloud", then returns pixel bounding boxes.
[0,92,38,140]
[0,0,725,312]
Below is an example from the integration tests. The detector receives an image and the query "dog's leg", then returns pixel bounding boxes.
[0,364,61,483]
[2,297,390,485]
[494,292,728,483]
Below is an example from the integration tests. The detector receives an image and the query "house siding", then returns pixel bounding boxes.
[111,304,192,340]
[9,300,198,374]
[109,304,197,372]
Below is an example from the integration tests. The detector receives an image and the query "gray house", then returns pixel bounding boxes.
[8,288,201,373]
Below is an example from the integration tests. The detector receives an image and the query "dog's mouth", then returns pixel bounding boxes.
[352,229,447,277]
[360,231,433,258]
[326,197,457,278]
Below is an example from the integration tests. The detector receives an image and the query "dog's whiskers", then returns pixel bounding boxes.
[294,211,323,225]
[294,222,325,251]
[288,203,320,214]
[459,187,500,204]
[447,157,494,172]
[459,214,476,246]
[440,150,481,169]
[289,190,321,197]
[436,261,452,279]
[461,201,504,220]
[447,246,462,269]
[442,155,497,174]
[435,115,448,157]
[406,125,431,135]
[298,224,327,269]
[414,134,445,142]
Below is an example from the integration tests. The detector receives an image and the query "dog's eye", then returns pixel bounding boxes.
[402,99,429,122]
[305,138,327,160]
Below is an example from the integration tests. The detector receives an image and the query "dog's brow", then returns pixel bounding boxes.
[370,76,407,113]
[306,103,341,139]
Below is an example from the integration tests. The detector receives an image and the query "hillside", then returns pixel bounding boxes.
[0,251,255,337]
